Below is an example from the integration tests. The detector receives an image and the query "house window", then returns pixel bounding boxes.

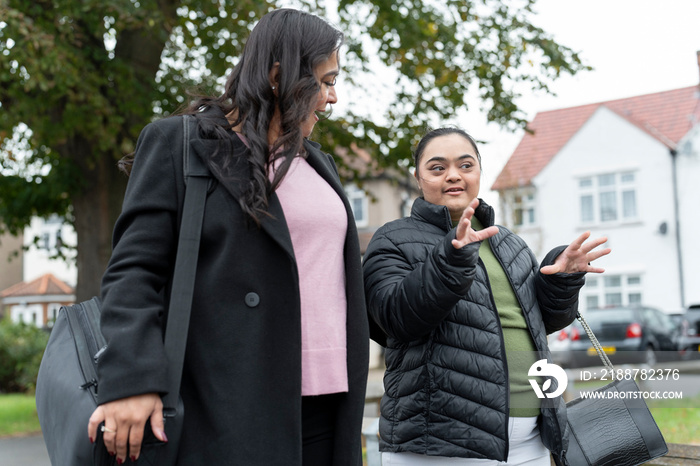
[586,295,599,309]
[512,191,536,227]
[47,303,62,328]
[41,232,51,250]
[55,229,64,250]
[582,273,643,310]
[578,172,637,224]
[345,184,368,228]
[10,304,43,327]
[506,190,536,228]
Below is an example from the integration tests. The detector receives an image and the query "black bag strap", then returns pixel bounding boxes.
[161,115,209,414]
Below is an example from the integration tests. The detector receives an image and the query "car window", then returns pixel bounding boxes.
[654,310,676,332]
[585,309,637,326]
[686,309,700,324]
[687,309,700,334]
[641,308,660,327]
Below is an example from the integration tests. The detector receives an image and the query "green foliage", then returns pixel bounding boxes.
[0,0,589,296]
[0,316,49,393]
[334,0,589,167]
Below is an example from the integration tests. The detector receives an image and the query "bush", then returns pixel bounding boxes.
[0,316,49,393]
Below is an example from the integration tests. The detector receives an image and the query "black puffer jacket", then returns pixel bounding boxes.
[363,198,584,464]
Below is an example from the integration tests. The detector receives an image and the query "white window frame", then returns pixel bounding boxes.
[513,190,537,227]
[504,188,537,229]
[345,184,369,228]
[10,304,43,327]
[582,273,643,311]
[47,303,62,328]
[578,171,638,226]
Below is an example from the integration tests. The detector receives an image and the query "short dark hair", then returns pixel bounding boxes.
[413,127,481,175]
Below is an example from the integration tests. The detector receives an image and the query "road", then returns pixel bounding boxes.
[0,434,50,466]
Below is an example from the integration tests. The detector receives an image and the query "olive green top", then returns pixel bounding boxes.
[471,217,542,417]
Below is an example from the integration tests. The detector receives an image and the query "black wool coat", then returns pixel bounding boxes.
[97,109,370,465]
[363,198,584,464]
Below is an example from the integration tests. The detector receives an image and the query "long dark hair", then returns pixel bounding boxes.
[413,127,481,176]
[189,8,343,225]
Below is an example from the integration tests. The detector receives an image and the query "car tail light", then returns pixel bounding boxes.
[626,323,642,338]
[557,330,568,341]
[570,327,580,341]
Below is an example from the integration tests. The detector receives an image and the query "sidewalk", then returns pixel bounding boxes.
[0,434,50,466]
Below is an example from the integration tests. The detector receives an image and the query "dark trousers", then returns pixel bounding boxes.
[302,393,342,466]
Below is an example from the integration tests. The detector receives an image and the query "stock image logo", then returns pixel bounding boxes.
[528,359,568,399]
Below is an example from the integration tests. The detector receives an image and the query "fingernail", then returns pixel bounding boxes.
[89,437,94,444]
[131,455,137,462]
[117,458,123,465]
[109,451,115,456]
[160,430,169,443]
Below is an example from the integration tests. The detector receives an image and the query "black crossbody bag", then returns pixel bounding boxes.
[36,115,208,465]
[563,313,668,466]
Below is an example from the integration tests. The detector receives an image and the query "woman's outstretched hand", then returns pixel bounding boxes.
[452,198,500,249]
[540,231,611,275]
[87,393,167,464]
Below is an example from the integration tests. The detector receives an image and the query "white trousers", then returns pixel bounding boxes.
[381,416,550,466]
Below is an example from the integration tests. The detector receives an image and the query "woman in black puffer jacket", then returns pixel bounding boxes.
[363,128,611,465]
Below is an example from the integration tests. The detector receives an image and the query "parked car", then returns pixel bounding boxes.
[677,304,700,360]
[548,306,680,368]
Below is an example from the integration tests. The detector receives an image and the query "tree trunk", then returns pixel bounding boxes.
[68,3,179,300]
[72,151,128,302]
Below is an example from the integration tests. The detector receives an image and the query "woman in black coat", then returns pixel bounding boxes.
[88,9,369,466]
[363,128,610,465]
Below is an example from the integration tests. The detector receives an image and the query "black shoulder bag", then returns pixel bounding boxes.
[563,313,669,466]
[35,115,207,466]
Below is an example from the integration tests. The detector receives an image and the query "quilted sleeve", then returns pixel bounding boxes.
[363,226,480,342]
[534,245,586,334]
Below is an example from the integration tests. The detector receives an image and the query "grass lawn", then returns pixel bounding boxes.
[0,393,41,437]
[648,396,700,445]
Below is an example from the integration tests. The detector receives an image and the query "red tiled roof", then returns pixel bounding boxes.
[491,86,700,191]
[0,273,74,298]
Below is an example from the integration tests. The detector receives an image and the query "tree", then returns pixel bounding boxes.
[0,0,588,300]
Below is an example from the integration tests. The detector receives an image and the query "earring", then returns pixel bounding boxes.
[271,86,276,90]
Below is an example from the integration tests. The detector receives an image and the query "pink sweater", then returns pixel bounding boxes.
[273,156,349,395]
[237,135,349,394]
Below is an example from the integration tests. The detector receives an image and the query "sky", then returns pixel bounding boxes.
[465,0,700,204]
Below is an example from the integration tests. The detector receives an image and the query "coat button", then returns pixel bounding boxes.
[245,292,260,308]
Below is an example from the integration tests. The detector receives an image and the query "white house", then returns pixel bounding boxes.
[22,214,77,286]
[0,215,77,324]
[0,272,75,327]
[336,143,419,254]
[492,84,700,312]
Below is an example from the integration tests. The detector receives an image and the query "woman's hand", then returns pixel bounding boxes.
[451,198,499,249]
[87,393,167,464]
[540,231,611,275]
